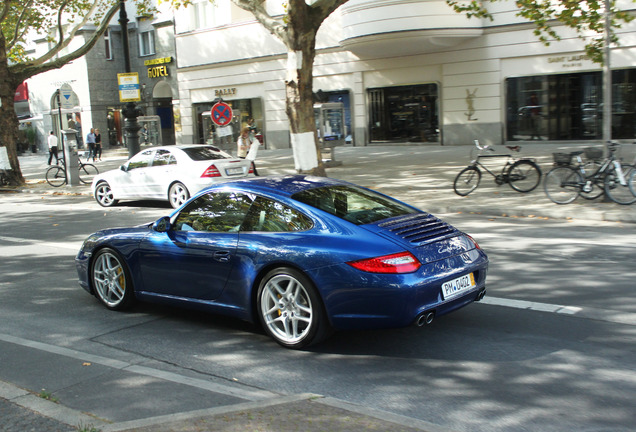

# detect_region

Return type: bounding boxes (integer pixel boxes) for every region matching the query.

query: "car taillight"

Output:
[201,164,221,178]
[248,162,255,174]
[347,251,421,274]
[465,234,481,249]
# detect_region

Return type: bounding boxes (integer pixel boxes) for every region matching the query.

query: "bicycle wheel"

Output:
[453,166,481,196]
[507,160,542,193]
[579,161,604,200]
[604,163,636,205]
[79,163,99,184]
[45,166,66,187]
[629,168,636,198]
[543,166,582,204]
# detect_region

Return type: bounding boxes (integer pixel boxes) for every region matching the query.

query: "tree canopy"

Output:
[0,0,152,185]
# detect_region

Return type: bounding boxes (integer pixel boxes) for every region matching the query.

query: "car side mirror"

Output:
[120,164,127,172]
[153,216,172,233]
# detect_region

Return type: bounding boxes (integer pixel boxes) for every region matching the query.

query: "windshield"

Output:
[181,146,232,161]
[292,185,418,225]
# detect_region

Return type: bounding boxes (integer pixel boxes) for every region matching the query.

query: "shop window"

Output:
[367,84,439,143]
[506,69,636,141]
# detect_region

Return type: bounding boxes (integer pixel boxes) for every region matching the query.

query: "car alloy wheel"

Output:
[257,267,329,349]
[91,248,134,310]
[95,181,118,207]
[169,182,190,208]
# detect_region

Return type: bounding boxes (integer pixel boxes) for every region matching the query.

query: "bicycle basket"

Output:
[584,147,603,160]
[552,152,572,166]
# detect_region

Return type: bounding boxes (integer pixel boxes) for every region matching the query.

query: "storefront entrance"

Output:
[368,84,439,143]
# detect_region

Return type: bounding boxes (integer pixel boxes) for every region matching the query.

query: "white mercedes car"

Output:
[92,145,254,208]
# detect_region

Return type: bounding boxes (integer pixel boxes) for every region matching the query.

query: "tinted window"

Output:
[153,149,176,166]
[181,146,232,161]
[127,150,153,170]
[241,197,313,232]
[292,185,416,225]
[174,192,253,232]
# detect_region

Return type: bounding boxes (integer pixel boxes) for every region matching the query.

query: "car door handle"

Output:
[213,251,231,262]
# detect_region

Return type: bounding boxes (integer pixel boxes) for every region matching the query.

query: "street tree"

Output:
[169,0,633,176]
[0,0,152,186]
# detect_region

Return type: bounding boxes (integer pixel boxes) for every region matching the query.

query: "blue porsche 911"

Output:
[76,175,488,348]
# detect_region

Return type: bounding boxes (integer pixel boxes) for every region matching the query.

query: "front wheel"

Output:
[453,167,481,196]
[90,248,134,311]
[94,181,118,207]
[507,160,542,192]
[257,267,331,349]
[604,163,636,205]
[79,163,99,184]
[168,182,190,208]
[543,166,582,204]
[45,166,66,187]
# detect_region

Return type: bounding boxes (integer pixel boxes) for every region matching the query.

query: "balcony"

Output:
[339,0,484,57]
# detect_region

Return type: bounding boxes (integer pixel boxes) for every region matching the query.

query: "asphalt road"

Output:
[1,187,635,431]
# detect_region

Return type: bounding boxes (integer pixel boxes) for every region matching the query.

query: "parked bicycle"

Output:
[453,140,542,196]
[45,157,99,187]
[543,142,636,205]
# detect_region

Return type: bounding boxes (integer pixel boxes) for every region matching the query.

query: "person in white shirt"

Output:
[47,131,59,165]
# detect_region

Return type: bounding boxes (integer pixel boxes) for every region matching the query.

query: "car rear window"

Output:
[292,185,417,225]
[181,146,231,161]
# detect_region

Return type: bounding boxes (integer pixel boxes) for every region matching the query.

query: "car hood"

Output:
[360,213,475,264]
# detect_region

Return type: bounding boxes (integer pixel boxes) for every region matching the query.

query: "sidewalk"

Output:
[8,141,635,224]
[1,142,635,432]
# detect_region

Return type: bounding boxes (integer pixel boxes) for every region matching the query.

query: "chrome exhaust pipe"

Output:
[476,289,486,301]
[415,311,435,327]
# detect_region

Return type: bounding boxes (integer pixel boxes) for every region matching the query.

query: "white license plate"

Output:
[226,167,244,176]
[441,273,476,300]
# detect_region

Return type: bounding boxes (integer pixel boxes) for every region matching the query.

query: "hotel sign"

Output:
[145,56,173,78]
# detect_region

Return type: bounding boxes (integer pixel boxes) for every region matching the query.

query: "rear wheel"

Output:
[543,166,582,204]
[507,160,542,192]
[453,167,481,196]
[257,267,331,349]
[169,182,190,208]
[79,163,99,184]
[45,166,66,187]
[90,248,134,311]
[604,163,636,205]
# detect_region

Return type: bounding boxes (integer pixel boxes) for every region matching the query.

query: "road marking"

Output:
[480,297,636,326]
[0,235,81,252]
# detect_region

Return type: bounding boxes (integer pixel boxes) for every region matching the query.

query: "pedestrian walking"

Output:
[94,128,102,161]
[86,128,96,161]
[47,131,59,165]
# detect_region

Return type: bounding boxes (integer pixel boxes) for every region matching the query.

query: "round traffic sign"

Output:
[211,102,233,126]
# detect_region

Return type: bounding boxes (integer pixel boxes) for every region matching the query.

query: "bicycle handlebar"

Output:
[474,140,494,152]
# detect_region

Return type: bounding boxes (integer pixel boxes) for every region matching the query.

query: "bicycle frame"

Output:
[469,154,515,182]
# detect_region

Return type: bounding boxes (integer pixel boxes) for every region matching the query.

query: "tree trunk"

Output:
[285,1,326,177]
[0,33,25,186]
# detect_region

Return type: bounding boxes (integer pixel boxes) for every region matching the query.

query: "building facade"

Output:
[173,0,636,149]
[22,2,178,153]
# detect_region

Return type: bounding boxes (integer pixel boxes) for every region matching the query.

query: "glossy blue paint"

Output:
[76,175,488,333]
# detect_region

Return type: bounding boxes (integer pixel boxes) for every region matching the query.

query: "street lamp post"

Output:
[119,0,142,158]
[602,0,612,145]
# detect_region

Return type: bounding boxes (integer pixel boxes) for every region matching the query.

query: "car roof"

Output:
[202,175,350,199]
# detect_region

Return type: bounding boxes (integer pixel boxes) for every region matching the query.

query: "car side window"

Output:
[127,150,154,170]
[241,196,313,232]
[173,192,254,232]
[153,150,176,166]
